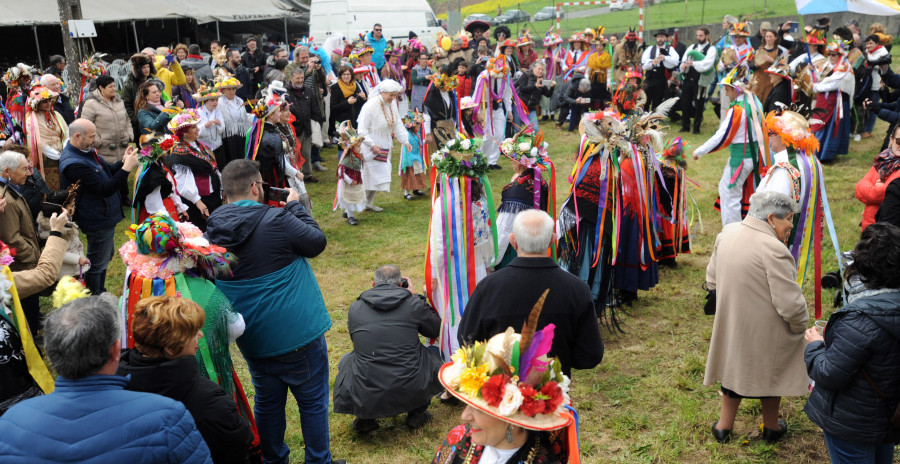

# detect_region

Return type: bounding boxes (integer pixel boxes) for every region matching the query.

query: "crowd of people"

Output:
[0,11,899,464]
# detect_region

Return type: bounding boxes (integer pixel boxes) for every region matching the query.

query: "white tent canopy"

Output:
[1,0,305,26]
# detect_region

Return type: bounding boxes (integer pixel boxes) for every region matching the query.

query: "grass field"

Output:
[436,0,800,39]
[67,95,890,463]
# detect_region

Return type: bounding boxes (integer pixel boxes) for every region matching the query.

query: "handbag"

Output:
[702,282,716,316]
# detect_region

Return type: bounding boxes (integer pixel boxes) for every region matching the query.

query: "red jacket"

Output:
[856,167,900,231]
[456,75,473,101]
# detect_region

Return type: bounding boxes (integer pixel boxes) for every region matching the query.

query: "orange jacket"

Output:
[856,167,900,231]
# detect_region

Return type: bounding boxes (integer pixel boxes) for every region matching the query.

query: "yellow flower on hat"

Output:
[459,363,490,397]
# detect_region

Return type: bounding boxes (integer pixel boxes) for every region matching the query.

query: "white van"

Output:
[309,0,446,49]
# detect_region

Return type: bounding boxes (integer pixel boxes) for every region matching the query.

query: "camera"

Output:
[266,186,290,203]
[400,278,409,288]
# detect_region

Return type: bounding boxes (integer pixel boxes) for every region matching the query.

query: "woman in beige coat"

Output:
[704,191,809,444]
[80,75,133,163]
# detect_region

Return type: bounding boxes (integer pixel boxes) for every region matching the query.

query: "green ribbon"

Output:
[174,273,219,385]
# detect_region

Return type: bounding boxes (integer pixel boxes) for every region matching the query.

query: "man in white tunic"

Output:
[356,80,412,211]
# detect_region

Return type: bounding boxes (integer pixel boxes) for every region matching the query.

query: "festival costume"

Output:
[431,305,581,463]
[640,37,679,112]
[758,108,841,319]
[357,80,409,210]
[613,68,647,116]
[495,129,556,269]
[332,121,367,220]
[381,47,410,117]
[118,214,261,462]
[541,35,568,117]
[680,40,717,132]
[655,138,693,263]
[612,30,642,86]
[0,99,24,146]
[2,64,35,129]
[695,65,769,226]
[716,23,754,120]
[585,32,613,110]
[214,76,251,169]
[810,41,855,162]
[426,135,499,360]
[194,86,225,155]
[423,73,460,155]
[25,86,68,189]
[166,110,222,231]
[0,242,55,414]
[472,56,529,166]
[400,111,428,192]
[350,42,381,94]
[132,133,186,225]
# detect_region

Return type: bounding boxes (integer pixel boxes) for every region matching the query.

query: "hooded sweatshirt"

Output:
[205,200,330,358]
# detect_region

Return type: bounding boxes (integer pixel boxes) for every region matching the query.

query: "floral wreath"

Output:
[431,135,491,178]
[500,129,550,167]
[79,53,107,78]
[138,133,178,163]
[438,290,573,431]
[2,64,34,87]
[119,213,237,281]
[764,108,820,154]
[402,111,424,130]
[430,73,459,92]
[487,55,509,78]
[27,86,58,110]
[826,39,851,56]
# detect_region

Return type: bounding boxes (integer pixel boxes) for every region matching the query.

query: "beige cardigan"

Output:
[703,217,811,397]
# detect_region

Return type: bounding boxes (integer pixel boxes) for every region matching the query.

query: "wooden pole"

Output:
[56,0,82,91]
[33,26,44,70]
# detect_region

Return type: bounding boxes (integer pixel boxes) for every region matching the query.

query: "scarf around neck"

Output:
[874,147,900,178]
[338,79,356,98]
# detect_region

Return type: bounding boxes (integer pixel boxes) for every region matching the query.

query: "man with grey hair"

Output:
[333,264,442,433]
[0,150,45,336]
[459,209,604,375]
[39,74,75,124]
[0,296,212,463]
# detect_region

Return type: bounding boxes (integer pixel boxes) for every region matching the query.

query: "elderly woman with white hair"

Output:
[356,79,412,211]
[703,191,809,445]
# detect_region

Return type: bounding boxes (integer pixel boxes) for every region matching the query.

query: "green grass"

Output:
[437,0,800,39]
[37,98,888,462]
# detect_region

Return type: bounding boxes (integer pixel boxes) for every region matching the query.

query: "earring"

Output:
[506,424,514,443]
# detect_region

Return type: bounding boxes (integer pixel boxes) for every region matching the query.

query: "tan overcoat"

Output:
[703,217,810,397]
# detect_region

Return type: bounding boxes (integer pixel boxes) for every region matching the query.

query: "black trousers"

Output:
[644,79,666,112]
[681,78,706,131]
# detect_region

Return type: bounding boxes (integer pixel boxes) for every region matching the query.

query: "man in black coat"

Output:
[458,209,604,376]
[241,37,268,93]
[223,49,252,101]
[333,265,443,433]
[285,67,322,182]
[515,62,555,122]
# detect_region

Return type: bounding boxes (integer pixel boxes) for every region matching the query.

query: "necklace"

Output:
[379,98,395,129]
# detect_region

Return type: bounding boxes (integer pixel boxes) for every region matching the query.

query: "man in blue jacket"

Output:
[206,159,343,464]
[366,24,388,71]
[0,295,212,463]
[59,119,138,294]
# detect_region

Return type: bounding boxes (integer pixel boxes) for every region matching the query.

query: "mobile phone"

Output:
[267,186,290,203]
[41,202,64,217]
[789,21,799,33]
[541,79,554,87]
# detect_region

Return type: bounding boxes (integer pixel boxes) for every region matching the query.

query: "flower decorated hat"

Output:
[431,134,491,179]
[79,53,107,78]
[730,21,752,37]
[439,290,573,431]
[431,72,459,92]
[486,55,509,78]
[27,86,59,111]
[402,110,424,130]
[214,73,243,90]
[2,64,36,87]
[764,106,821,154]
[167,108,202,133]
[624,66,643,81]
[192,85,223,103]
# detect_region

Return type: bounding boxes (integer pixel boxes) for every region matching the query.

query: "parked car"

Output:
[464,13,497,27]
[609,0,636,11]
[534,6,564,21]
[496,9,530,24]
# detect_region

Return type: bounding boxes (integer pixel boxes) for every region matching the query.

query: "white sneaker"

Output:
[366,204,383,212]
[854,134,862,142]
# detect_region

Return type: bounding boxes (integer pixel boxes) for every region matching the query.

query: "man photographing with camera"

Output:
[205,159,345,464]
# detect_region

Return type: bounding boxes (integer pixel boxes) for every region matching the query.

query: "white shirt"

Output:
[479,446,522,464]
[683,41,717,74]
[357,95,409,190]
[757,149,794,196]
[641,44,679,71]
[694,94,762,157]
[197,105,225,151]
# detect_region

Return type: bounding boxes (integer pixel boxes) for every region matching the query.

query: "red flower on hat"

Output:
[540,381,564,414]
[519,385,545,417]
[159,137,176,151]
[481,374,507,407]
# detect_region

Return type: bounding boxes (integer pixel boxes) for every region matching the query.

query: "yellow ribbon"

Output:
[2,266,54,393]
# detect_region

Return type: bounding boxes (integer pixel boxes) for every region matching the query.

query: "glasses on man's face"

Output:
[374,28,382,32]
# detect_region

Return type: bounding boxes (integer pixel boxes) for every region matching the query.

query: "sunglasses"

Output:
[374,28,382,32]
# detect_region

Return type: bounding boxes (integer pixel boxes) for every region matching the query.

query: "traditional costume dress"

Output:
[558,111,624,326]
[655,138,692,266]
[423,73,460,156]
[0,99,24,146]
[357,80,409,211]
[132,133,186,224]
[400,111,428,197]
[586,33,614,110]
[214,76,251,169]
[810,40,855,162]
[25,86,68,190]
[165,110,222,231]
[613,67,647,116]
[0,241,55,414]
[694,64,769,226]
[118,214,262,463]
[426,135,498,360]
[612,29,642,86]
[350,42,381,95]
[381,46,410,117]
[758,108,841,319]
[541,34,569,117]
[431,316,580,463]
[194,86,225,163]
[516,34,539,70]
[472,55,529,166]
[495,130,555,270]
[333,121,366,225]
[2,64,34,129]
[715,23,754,120]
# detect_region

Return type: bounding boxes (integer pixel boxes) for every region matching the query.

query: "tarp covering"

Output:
[795,0,900,15]
[1,0,305,26]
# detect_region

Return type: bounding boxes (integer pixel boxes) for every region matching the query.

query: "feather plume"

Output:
[490,352,515,377]
[650,97,680,119]
[521,324,556,384]
[519,289,550,356]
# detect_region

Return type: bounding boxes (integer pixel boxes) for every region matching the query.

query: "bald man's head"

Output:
[511,209,555,255]
[69,119,98,151]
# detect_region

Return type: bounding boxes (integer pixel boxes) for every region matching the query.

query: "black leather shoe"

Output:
[412,190,425,196]
[347,217,359,226]
[679,127,689,133]
[762,419,787,443]
[352,418,379,433]
[692,128,701,135]
[342,212,348,218]
[406,410,432,429]
[404,193,414,200]
[711,421,732,443]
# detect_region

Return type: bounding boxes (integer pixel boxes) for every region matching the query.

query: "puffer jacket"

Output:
[138,105,171,135]
[805,289,900,445]
[0,375,212,463]
[80,89,134,163]
[855,165,900,231]
[515,70,554,111]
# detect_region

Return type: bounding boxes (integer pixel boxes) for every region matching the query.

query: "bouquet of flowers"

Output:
[138,133,177,163]
[431,135,491,178]
[500,129,549,167]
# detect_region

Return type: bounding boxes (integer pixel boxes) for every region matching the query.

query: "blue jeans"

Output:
[245,335,332,464]
[824,432,895,464]
[528,111,539,131]
[84,227,117,295]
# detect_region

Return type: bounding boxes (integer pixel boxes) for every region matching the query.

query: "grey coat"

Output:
[333,284,443,419]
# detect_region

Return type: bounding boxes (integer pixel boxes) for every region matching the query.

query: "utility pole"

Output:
[56,0,83,91]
